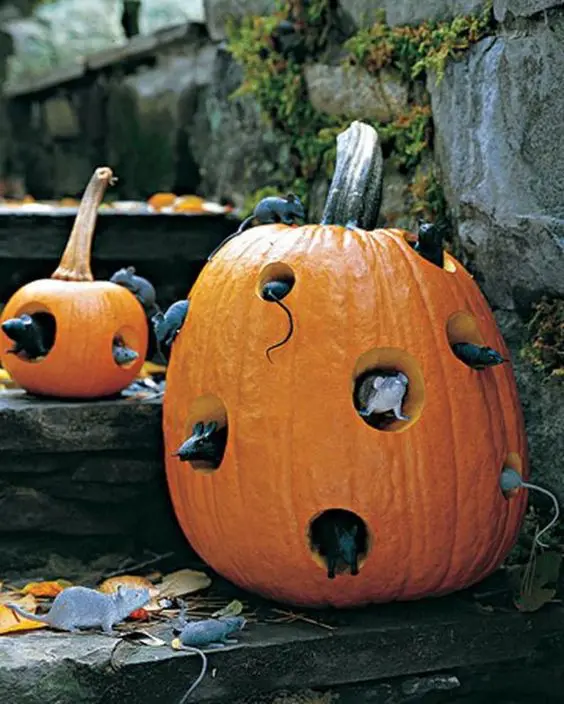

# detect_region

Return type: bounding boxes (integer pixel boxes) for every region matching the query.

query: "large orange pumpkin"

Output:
[163,122,528,608]
[0,167,148,398]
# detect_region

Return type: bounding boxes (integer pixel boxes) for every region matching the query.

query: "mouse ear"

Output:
[125,265,136,275]
[285,193,297,202]
[192,422,205,436]
[371,376,386,390]
[116,585,126,597]
[204,421,218,437]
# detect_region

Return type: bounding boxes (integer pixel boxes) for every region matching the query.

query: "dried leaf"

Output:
[120,630,166,647]
[511,551,562,613]
[212,599,244,618]
[158,568,211,599]
[138,362,167,378]
[21,580,72,598]
[98,575,157,596]
[0,595,46,634]
[128,608,150,621]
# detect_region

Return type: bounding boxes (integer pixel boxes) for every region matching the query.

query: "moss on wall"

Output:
[226,1,495,220]
[521,297,564,377]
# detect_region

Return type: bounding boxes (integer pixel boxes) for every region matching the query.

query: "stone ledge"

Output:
[0,210,236,262]
[0,596,563,703]
[0,390,162,453]
[4,22,205,98]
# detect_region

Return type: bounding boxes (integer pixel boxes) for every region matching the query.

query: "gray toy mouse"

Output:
[207,193,305,261]
[7,585,150,635]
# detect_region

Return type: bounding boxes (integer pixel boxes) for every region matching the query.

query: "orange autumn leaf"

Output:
[21,580,72,598]
[0,595,46,635]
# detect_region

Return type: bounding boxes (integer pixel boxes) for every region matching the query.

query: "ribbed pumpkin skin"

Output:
[163,225,528,608]
[0,279,148,398]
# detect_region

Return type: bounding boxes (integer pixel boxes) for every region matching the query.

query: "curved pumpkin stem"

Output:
[320,121,383,231]
[51,167,117,282]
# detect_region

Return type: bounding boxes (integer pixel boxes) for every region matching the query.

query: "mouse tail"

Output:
[265,297,294,364]
[207,215,254,261]
[175,646,208,704]
[7,603,49,624]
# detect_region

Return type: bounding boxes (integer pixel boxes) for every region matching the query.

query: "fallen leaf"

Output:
[0,595,46,634]
[120,630,166,647]
[138,362,167,378]
[98,575,158,596]
[212,599,244,618]
[510,551,562,613]
[21,580,72,598]
[128,608,150,621]
[158,568,211,599]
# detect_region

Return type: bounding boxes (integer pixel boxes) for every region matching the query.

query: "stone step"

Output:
[0,591,563,704]
[0,208,238,314]
[0,390,191,580]
[0,209,234,262]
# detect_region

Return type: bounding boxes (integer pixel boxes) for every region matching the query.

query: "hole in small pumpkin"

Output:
[352,347,424,432]
[113,325,142,370]
[308,509,369,579]
[173,393,228,473]
[1,308,56,363]
[500,452,523,499]
[256,262,295,301]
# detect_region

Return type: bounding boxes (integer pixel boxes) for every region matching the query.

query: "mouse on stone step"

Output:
[207,193,305,261]
[316,517,360,579]
[172,421,227,468]
[172,616,247,703]
[451,342,508,370]
[356,371,410,422]
[1,314,48,360]
[7,584,150,635]
[112,335,139,366]
[109,265,161,318]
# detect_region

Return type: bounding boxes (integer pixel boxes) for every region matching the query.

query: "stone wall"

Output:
[0,0,563,501]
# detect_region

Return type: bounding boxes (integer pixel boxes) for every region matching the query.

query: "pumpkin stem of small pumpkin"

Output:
[320,121,384,231]
[51,167,117,282]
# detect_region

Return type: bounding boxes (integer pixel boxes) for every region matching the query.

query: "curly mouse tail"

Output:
[265,297,294,364]
[7,603,49,624]
[174,645,208,704]
[207,215,255,261]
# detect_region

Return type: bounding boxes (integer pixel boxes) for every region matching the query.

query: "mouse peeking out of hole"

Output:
[354,369,410,426]
[173,421,227,470]
[310,509,368,579]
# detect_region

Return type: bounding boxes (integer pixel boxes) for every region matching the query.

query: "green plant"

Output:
[344,1,495,84]
[226,1,495,222]
[521,297,564,376]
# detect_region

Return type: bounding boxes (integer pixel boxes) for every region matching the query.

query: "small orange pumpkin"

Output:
[163,123,528,608]
[0,167,148,398]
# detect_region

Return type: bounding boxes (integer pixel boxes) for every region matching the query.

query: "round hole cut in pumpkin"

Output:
[0,168,148,398]
[172,393,228,473]
[163,121,528,608]
[309,509,369,578]
[353,347,424,432]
